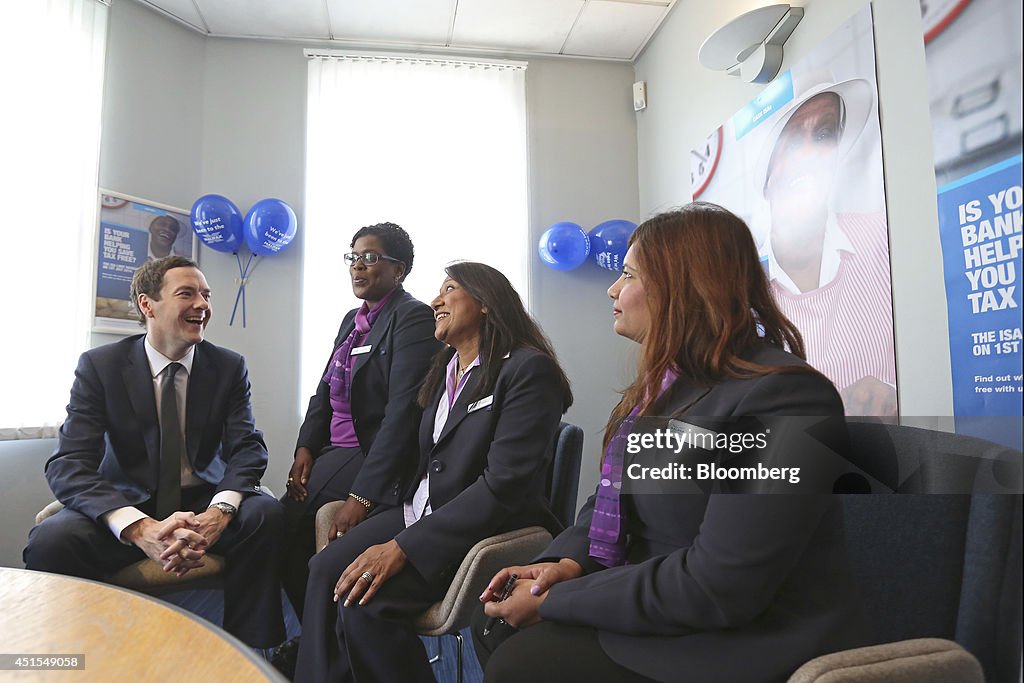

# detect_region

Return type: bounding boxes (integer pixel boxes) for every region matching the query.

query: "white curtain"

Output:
[301,54,530,407]
[0,0,108,437]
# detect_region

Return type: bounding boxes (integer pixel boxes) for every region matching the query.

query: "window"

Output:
[301,52,530,405]
[0,0,108,438]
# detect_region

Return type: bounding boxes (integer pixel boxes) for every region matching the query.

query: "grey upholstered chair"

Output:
[787,422,1022,682]
[313,421,586,683]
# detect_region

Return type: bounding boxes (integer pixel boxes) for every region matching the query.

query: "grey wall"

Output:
[0,0,639,565]
[634,0,953,418]
[524,58,639,499]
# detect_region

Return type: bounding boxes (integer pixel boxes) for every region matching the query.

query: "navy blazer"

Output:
[45,336,268,523]
[538,344,868,683]
[395,347,565,586]
[295,288,440,506]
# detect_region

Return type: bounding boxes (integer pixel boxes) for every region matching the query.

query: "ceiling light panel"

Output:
[195,0,330,38]
[452,0,585,53]
[327,0,455,44]
[562,0,667,59]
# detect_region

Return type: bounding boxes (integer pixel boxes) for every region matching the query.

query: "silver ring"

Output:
[360,571,373,584]
[336,531,344,539]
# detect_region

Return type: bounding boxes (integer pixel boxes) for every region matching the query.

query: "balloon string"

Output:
[230,252,255,327]
[241,253,254,327]
[230,252,245,327]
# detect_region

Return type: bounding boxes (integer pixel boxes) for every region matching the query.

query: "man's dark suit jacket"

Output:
[538,344,869,683]
[395,347,565,586]
[295,287,440,506]
[45,335,267,523]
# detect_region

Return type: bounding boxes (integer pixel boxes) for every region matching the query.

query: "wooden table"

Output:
[0,567,285,682]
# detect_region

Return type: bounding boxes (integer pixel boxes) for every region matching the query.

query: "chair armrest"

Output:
[788,638,984,683]
[315,500,346,550]
[35,500,65,525]
[414,526,554,636]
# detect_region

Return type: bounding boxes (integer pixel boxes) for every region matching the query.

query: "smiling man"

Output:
[24,256,286,650]
[147,214,182,260]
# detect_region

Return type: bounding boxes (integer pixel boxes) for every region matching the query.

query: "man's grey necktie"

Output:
[156,362,184,519]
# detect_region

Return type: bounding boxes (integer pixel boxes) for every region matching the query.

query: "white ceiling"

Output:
[132,0,677,61]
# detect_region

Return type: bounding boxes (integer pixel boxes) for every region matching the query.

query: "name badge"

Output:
[350,345,372,356]
[467,395,494,413]
[667,419,719,450]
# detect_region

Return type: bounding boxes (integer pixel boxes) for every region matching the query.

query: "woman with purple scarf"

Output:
[279,222,440,621]
[474,203,868,683]
[293,261,572,683]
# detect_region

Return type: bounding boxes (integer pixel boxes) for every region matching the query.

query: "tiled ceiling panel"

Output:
[327,0,456,44]
[195,0,330,39]
[563,1,667,59]
[142,0,207,32]
[136,0,676,61]
[451,0,585,53]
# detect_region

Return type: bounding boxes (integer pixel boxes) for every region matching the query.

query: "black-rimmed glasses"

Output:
[343,252,403,267]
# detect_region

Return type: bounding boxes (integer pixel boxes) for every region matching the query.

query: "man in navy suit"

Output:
[24,256,285,648]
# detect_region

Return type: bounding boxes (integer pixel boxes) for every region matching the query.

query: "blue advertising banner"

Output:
[96,222,148,299]
[921,0,1022,448]
[937,155,1023,447]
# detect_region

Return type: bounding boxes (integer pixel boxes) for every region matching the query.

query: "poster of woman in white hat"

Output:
[691,5,897,418]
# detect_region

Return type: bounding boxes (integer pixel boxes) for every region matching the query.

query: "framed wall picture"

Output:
[93,189,197,334]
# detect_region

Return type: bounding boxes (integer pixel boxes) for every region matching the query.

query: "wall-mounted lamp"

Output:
[698,4,804,84]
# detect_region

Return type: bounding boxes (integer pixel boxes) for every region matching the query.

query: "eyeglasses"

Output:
[343,252,403,267]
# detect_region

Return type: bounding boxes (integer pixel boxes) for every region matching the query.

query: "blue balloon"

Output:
[191,194,244,253]
[538,222,590,271]
[589,219,636,272]
[244,198,297,256]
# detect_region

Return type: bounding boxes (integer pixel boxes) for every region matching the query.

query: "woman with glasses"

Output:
[279,222,440,626]
[473,203,868,683]
[294,261,572,683]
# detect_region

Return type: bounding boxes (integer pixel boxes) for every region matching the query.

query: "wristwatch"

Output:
[208,502,238,517]
[348,493,373,512]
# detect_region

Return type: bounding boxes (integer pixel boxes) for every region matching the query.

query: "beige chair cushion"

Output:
[414,526,553,636]
[34,500,225,595]
[108,553,227,594]
[315,504,554,636]
[788,638,984,683]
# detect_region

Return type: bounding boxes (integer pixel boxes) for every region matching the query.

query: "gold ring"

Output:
[360,571,373,584]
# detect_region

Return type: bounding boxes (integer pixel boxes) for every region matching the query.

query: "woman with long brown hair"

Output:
[474,202,867,682]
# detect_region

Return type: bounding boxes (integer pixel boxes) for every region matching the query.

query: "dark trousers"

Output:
[294,506,447,683]
[281,445,364,618]
[24,488,286,648]
[471,608,657,683]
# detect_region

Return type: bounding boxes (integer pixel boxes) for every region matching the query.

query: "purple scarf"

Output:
[323,289,395,400]
[588,369,678,567]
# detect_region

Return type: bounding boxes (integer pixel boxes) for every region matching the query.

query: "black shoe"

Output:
[270,636,300,681]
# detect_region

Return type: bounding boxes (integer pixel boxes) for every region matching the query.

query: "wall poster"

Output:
[690,5,897,418]
[93,190,197,334]
[921,0,1022,449]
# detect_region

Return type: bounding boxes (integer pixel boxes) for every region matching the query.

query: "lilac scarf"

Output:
[323,289,395,400]
[588,370,678,567]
